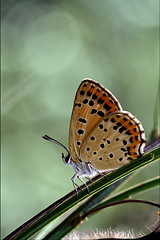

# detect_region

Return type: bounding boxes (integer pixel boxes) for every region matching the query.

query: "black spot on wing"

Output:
[91,109,97,114]
[123,117,128,121]
[119,126,127,133]
[97,111,105,117]
[99,124,103,129]
[83,99,88,104]
[135,135,138,141]
[121,148,126,152]
[104,118,108,122]
[87,91,92,96]
[103,103,111,111]
[123,140,127,145]
[89,100,94,106]
[110,118,116,123]
[78,129,84,135]
[100,143,105,148]
[90,136,95,140]
[92,94,98,100]
[125,130,132,135]
[116,122,122,127]
[78,118,87,124]
[80,90,85,95]
[129,137,133,143]
[98,98,104,104]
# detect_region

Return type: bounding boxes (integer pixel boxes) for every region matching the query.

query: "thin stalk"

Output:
[85,199,160,217]
[4,147,159,240]
[84,177,160,217]
[43,177,160,240]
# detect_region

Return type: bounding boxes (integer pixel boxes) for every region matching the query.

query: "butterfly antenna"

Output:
[42,135,70,154]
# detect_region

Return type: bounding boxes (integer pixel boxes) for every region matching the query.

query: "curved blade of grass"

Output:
[4,147,159,240]
[42,177,160,240]
[85,177,160,216]
[37,177,128,240]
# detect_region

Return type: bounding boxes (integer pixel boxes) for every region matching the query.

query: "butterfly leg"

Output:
[87,163,108,180]
[85,177,94,183]
[77,176,90,194]
[71,173,82,195]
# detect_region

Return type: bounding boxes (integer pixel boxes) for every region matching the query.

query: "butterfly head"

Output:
[62,152,71,166]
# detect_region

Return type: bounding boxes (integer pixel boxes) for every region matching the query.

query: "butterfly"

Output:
[43,79,146,194]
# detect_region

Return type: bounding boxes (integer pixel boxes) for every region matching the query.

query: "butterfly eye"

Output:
[62,153,71,165]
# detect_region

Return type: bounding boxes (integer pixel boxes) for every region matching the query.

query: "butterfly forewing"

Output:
[69,79,122,162]
[80,111,146,170]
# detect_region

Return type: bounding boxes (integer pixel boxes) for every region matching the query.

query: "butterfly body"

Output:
[62,153,95,177]
[43,78,146,193]
[62,152,98,192]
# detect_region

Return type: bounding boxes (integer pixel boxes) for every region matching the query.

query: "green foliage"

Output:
[2,0,159,238]
[4,147,160,239]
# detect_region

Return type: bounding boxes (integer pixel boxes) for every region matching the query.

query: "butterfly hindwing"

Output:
[69,78,122,162]
[80,111,146,170]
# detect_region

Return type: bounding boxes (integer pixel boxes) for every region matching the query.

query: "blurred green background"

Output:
[2,0,159,238]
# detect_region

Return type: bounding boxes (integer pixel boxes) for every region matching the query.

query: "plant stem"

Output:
[4,147,159,240]
[43,177,160,240]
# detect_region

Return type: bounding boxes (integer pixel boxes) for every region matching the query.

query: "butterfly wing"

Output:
[69,78,122,162]
[80,111,146,170]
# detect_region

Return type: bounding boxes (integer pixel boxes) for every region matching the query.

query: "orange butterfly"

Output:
[43,79,146,193]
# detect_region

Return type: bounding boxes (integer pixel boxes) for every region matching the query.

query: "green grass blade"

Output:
[4,147,159,240]
[43,177,159,240]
